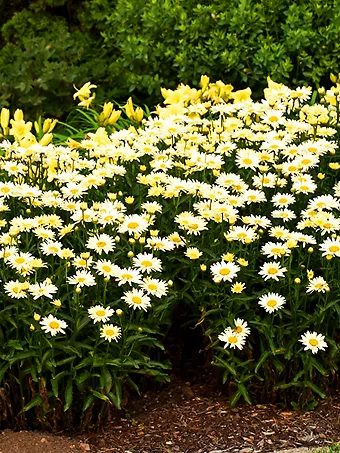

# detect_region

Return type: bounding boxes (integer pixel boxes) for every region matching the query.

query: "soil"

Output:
[1,369,340,453]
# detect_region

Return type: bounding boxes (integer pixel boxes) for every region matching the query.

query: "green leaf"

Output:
[125,376,140,395]
[74,357,92,370]
[255,351,270,374]
[238,383,252,404]
[102,368,112,393]
[64,377,73,412]
[229,389,242,408]
[114,377,122,409]
[74,316,90,335]
[309,357,327,376]
[91,389,110,402]
[0,364,9,383]
[7,340,24,350]
[51,371,71,398]
[9,351,38,365]
[304,381,326,399]
[23,396,43,412]
[82,394,94,412]
[214,356,237,377]
[76,371,91,385]
[56,355,77,367]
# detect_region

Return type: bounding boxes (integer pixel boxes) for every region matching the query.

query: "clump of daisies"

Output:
[218,319,251,350]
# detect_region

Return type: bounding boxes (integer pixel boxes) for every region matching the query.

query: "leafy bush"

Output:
[2,0,340,117]
[1,75,340,429]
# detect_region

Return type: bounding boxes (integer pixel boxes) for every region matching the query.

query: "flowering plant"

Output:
[1,74,340,428]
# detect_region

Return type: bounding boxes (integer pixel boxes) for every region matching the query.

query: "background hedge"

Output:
[1,0,340,117]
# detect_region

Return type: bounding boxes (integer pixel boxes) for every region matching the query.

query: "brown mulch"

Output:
[2,369,340,453]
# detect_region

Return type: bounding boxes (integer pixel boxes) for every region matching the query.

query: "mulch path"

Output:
[2,369,340,453]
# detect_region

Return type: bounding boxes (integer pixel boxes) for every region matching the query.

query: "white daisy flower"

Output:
[88,305,114,324]
[259,262,287,281]
[140,277,168,298]
[319,237,340,257]
[132,253,163,274]
[29,280,58,300]
[122,289,151,311]
[299,331,328,354]
[40,314,68,337]
[86,233,115,255]
[233,318,251,337]
[258,292,286,313]
[210,261,240,283]
[100,324,121,342]
[218,327,246,350]
[306,277,330,293]
[67,270,96,287]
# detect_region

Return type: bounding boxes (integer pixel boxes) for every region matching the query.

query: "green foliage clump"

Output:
[79,0,340,101]
[2,0,340,117]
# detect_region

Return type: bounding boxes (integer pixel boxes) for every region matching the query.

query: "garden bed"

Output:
[2,368,340,452]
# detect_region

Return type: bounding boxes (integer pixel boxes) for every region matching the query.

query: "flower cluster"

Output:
[0,75,339,412]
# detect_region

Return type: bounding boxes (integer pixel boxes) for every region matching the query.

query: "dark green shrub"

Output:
[1,0,340,117]
[82,0,340,100]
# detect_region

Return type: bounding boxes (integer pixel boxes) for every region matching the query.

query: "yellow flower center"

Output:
[15,257,25,264]
[271,248,281,254]
[267,299,277,307]
[49,246,59,253]
[329,245,339,253]
[219,268,230,276]
[132,296,142,304]
[141,260,152,267]
[309,339,318,347]
[102,265,111,272]
[121,273,133,280]
[96,310,106,317]
[128,222,139,229]
[268,267,278,275]
[269,115,279,122]
[148,284,157,291]
[190,223,199,230]
[77,277,86,283]
[243,158,252,165]
[105,329,114,336]
[234,326,243,334]
[228,336,238,344]
[49,321,60,329]
[97,241,106,248]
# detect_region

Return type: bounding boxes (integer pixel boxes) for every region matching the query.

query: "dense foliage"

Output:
[1,0,340,117]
